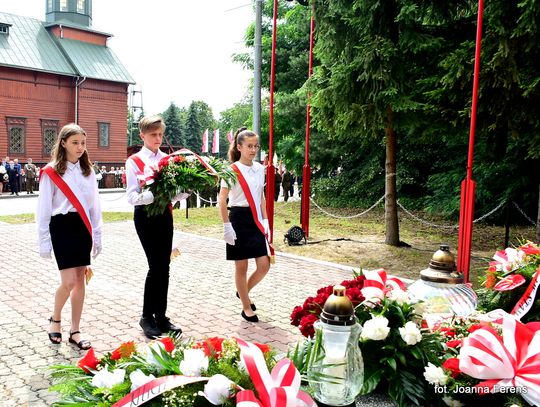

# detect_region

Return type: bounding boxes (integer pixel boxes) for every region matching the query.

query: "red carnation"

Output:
[442,357,461,378]
[254,342,271,354]
[467,322,494,334]
[159,337,175,353]
[290,306,307,327]
[110,341,136,361]
[438,327,456,337]
[299,314,318,338]
[520,242,540,255]
[194,337,224,358]
[78,347,99,373]
[445,339,462,349]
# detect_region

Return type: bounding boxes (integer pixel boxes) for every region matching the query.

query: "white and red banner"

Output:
[212,129,220,154]
[227,129,234,143]
[201,129,209,153]
[511,267,540,319]
[361,268,406,301]
[235,338,316,407]
[112,375,209,407]
[459,312,540,406]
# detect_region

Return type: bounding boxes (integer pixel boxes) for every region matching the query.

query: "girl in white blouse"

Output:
[36,124,102,350]
[218,128,271,323]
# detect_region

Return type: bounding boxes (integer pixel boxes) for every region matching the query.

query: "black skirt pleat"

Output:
[226,207,267,260]
[50,212,92,270]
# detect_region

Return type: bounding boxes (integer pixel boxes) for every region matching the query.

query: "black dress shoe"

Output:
[241,311,259,323]
[155,317,182,335]
[139,316,161,339]
[236,291,256,311]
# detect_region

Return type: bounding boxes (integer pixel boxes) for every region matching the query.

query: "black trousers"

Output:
[134,206,173,318]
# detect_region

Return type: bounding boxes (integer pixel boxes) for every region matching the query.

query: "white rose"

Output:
[398,321,423,345]
[180,348,209,376]
[361,315,390,341]
[443,396,464,407]
[129,369,156,392]
[199,374,234,405]
[423,362,448,386]
[91,366,125,388]
[387,288,409,305]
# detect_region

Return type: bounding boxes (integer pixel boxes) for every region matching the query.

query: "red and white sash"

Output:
[231,163,275,263]
[41,166,92,238]
[41,165,94,281]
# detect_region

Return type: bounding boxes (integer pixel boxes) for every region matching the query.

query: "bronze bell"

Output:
[320,285,356,326]
[419,244,464,284]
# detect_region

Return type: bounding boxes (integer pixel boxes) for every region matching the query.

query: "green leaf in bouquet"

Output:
[359,367,383,395]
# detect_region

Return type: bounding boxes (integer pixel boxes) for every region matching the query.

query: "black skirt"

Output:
[226,207,268,260]
[50,212,92,270]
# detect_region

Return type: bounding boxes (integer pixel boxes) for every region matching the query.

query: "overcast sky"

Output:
[1,0,254,118]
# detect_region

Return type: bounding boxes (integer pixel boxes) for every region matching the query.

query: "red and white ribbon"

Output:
[167,148,218,175]
[459,312,540,406]
[236,338,316,407]
[361,268,406,300]
[112,375,209,407]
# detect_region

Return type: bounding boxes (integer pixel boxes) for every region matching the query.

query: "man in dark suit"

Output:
[6,160,20,195]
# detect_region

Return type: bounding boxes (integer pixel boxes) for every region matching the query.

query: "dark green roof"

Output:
[0,12,74,76]
[57,38,134,83]
[0,11,134,84]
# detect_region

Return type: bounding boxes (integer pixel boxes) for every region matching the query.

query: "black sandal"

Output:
[48,317,62,344]
[69,331,91,350]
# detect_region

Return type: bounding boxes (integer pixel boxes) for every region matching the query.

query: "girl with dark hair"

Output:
[37,123,102,349]
[218,128,271,323]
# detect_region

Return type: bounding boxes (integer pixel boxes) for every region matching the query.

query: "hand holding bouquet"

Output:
[141,150,236,217]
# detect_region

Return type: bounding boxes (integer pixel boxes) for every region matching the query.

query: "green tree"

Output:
[184,101,216,152]
[162,102,185,146]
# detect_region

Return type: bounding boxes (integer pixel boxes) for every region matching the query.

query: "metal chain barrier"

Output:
[196,193,217,205]
[396,201,458,229]
[512,201,538,226]
[309,195,385,219]
[397,199,506,229]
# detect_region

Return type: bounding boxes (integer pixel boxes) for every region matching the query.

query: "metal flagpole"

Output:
[265,0,279,243]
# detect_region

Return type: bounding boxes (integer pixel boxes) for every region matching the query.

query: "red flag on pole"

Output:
[201,129,209,153]
[211,129,219,154]
[227,129,234,143]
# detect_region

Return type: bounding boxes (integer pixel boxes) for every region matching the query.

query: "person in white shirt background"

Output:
[36,124,102,350]
[125,115,185,339]
[218,128,271,323]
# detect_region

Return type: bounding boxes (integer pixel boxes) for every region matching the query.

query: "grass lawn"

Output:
[2,201,536,285]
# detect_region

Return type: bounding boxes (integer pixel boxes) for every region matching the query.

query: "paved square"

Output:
[0,220,357,406]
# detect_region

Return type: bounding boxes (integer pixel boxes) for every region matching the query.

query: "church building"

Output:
[0,0,134,167]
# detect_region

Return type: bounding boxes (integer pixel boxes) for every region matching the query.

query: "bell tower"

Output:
[45,0,92,27]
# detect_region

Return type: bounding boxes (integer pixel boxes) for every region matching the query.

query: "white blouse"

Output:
[125,146,166,206]
[221,161,266,207]
[36,161,102,253]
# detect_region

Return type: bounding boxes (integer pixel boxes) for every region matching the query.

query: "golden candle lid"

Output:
[320,285,356,326]
[420,244,464,284]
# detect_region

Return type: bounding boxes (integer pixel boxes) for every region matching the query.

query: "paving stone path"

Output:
[0,221,363,406]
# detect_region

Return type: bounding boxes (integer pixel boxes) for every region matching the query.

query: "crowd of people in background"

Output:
[1,155,39,196]
[0,156,130,196]
[272,164,302,202]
